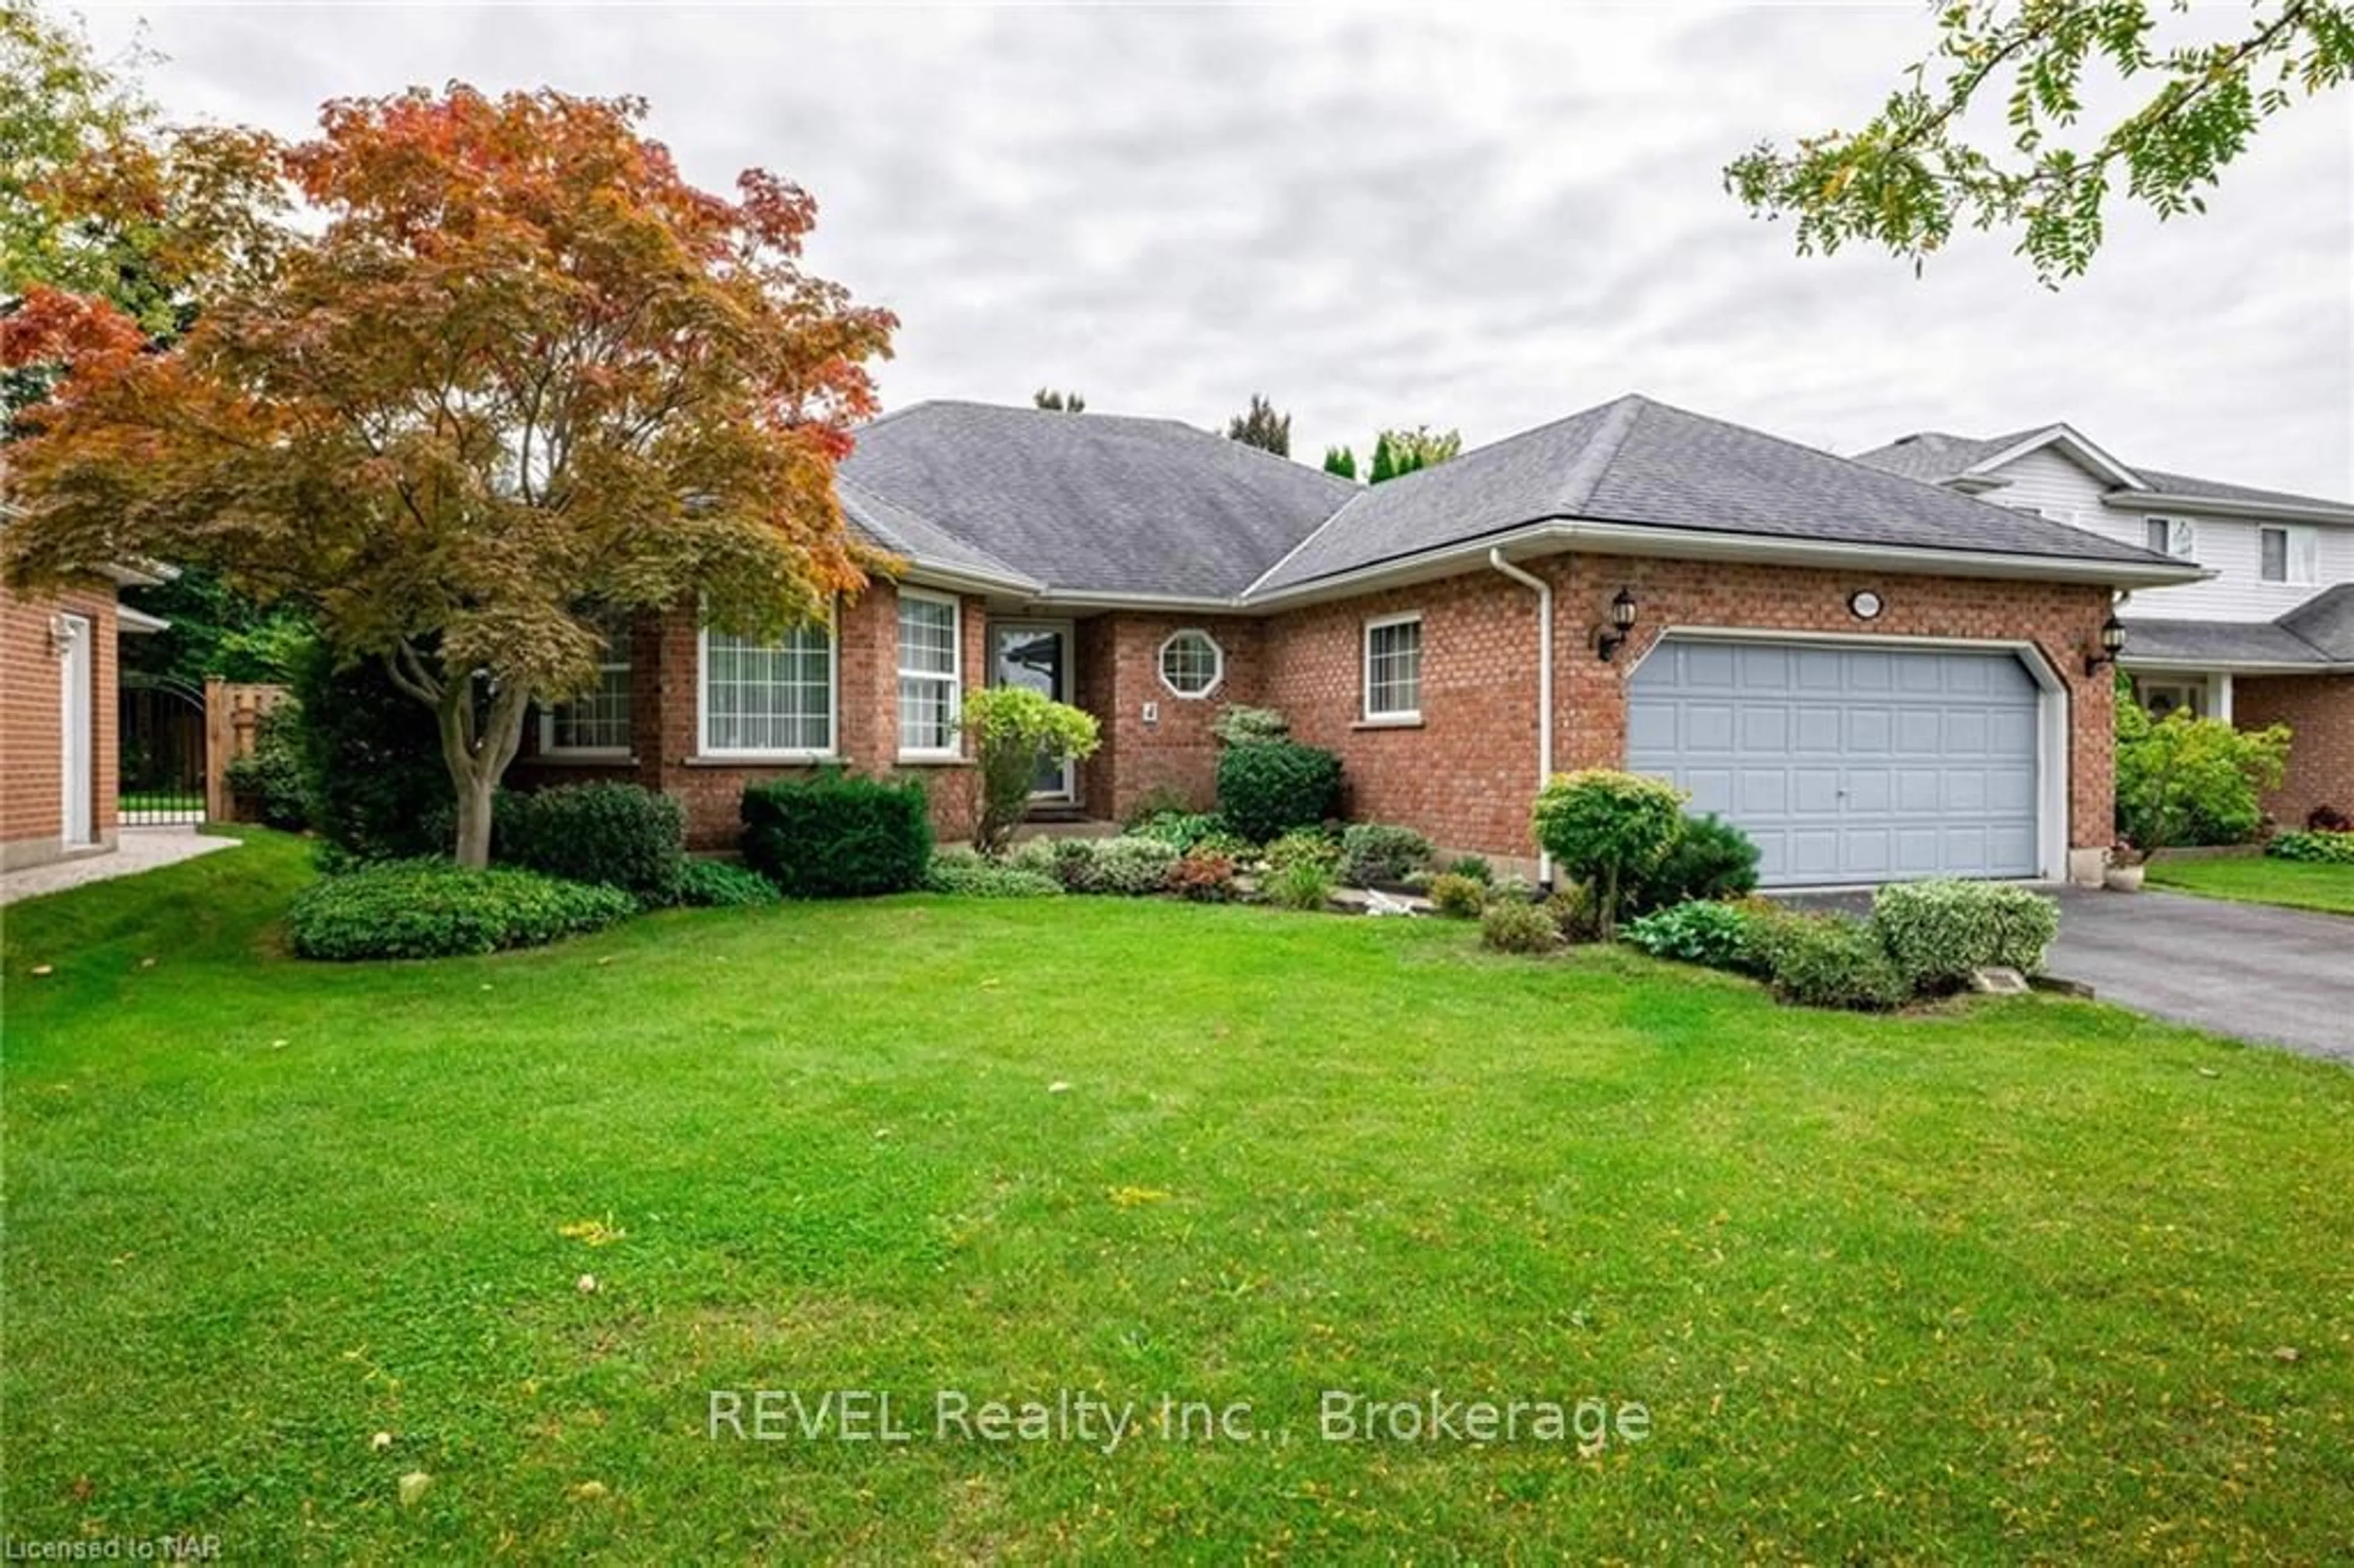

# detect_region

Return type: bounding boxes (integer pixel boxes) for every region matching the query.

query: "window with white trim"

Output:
[542,609,632,756]
[2144,517,2195,558]
[701,620,835,756]
[1157,628,1224,698]
[1363,614,1423,721]
[896,588,961,756]
[2259,524,2317,585]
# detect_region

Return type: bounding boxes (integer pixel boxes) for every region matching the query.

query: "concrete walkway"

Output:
[0,826,238,907]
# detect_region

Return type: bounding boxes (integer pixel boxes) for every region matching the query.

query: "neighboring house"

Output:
[1854,425,2354,829]
[0,503,169,870]
[510,394,2204,887]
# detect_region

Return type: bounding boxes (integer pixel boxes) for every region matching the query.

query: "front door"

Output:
[59,613,93,846]
[991,622,1075,801]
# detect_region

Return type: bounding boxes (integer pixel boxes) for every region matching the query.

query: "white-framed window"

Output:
[2144,517,2196,558]
[1156,628,1224,699]
[2259,524,2317,585]
[541,608,632,757]
[699,618,836,758]
[896,587,961,758]
[1363,612,1423,721]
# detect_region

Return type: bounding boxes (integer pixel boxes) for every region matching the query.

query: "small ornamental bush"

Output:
[1531,771,1689,938]
[1870,879,2061,990]
[1168,848,1240,902]
[1427,872,1488,919]
[1263,859,1336,911]
[1545,880,1603,945]
[1480,897,1560,955]
[289,859,635,961]
[676,858,782,907]
[1216,740,1343,843]
[1340,823,1434,888]
[925,849,1064,897]
[501,782,688,905]
[1086,836,1184,895]
[1262,829,1342,877]
[1622,900,1759,971]
[1626,813,1761,915]
[961,686,1102,855]
[1211,704,1290,747]
[2115,700,2290,849]
[1443,854,1493,885]
[2268,829,2354,864]
[1749,911,1910,1012]
[740,771,932,898]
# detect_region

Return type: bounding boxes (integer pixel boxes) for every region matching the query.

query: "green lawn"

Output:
[5,831,2351,1562]
[2147,853,2354,916]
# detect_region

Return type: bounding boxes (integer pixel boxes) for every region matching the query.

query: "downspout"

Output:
[1487,549,1555,886]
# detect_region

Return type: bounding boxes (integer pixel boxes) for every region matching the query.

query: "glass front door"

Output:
[992,623,1075,800]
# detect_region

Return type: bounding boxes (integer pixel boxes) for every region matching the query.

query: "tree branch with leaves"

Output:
[1724,0,2354,283]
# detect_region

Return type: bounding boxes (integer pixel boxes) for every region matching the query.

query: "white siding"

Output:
[1979,447,2354,622]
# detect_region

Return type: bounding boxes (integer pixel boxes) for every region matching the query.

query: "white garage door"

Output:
[1627,637,2044,887]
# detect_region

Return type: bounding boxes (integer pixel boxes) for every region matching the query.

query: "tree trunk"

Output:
[452,768,500,869]
[428,671,536,870]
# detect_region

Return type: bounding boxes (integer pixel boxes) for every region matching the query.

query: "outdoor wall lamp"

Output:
[2084,613,2127,677]
[1596,587,1638,663]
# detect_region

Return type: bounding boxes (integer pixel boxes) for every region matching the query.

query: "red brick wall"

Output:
[2,580,118,868]
[508,583,985,853]
[2234,673,2353,829]
[1070,612,1264,820]
[1262,555,2118,860]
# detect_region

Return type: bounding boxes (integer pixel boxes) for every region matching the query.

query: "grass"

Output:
[2147,853,2354,916]
[5,830,2352,1562]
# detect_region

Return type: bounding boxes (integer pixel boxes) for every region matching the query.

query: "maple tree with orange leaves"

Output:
[4,83,895,865]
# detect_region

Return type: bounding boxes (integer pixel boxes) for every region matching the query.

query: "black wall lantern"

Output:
[2084,613,2127,676]
[1597,587,1638,663]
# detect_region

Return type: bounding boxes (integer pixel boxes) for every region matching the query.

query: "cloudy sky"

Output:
[79,2,2354,498]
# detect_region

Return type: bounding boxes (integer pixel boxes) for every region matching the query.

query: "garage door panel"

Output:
[1628,637,2042,886]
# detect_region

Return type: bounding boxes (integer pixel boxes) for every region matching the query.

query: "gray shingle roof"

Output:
[839,401,1357,598]
[1853,429,2352,512]
[2120,617,2337,666]
[1251,395,2170,594]
[839,477,1037,590]
[2278,583,2354,661]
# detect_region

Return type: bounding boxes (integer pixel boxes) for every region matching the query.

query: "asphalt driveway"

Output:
[1780,885,2352,1064]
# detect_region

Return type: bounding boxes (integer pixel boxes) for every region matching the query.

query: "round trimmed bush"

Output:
[289,860,636,961]
[1428,872,1487,919]
[1340,823,1433,888]
[1531,771,1689,938]
[1480,898,1560,954]
[501,782,687,905]
[1870,879,2060,990]
[1216,740,1343,844]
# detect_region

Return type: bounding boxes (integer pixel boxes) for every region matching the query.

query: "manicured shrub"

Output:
[1211,703,1290,746]
[2115,700,2290,849]
[1480,897,1559,955]
[676,858,782,907]
[2268,829,2354,864]
[1340,823,1434,888]
[1545,881,1603,944]
[1622,900,1759,971]
[1748,910,1910,1011]
[1216,740,1343,843]
[1444,854,1493,885]
[1168,848,1240,902]
[1263,859,1336,911]
[500,782,687,905]
[291,640,454,862]
[1869,879,2061,990]
[925,848,1065,897]
[1427,872,1487,919]
[224,704,311,831]
[1531,770,1689,938]
[289,859,635,961]
[1625,813,1761,915]
[1085,836,1183,895]
[1262,829,1342,876]
[739,771,932,898]
[961,686,1102,855]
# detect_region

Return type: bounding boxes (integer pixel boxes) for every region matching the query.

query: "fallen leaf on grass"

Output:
[370,1432,394,1452]
[576,1273,600,1294]
[398,1472,432,1507]
[568,1481,609,1502]
[558,1218,626,1247]
[1110,1186,1173,1208]
[29,964,52,977]
[2273,1345,2301,1363]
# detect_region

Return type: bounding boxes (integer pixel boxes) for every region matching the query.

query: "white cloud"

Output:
[80,1,2354,496]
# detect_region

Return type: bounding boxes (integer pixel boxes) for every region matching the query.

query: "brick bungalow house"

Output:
[0,501,169,870]
[512,393,2219,887]
[1854,423,2354,830]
